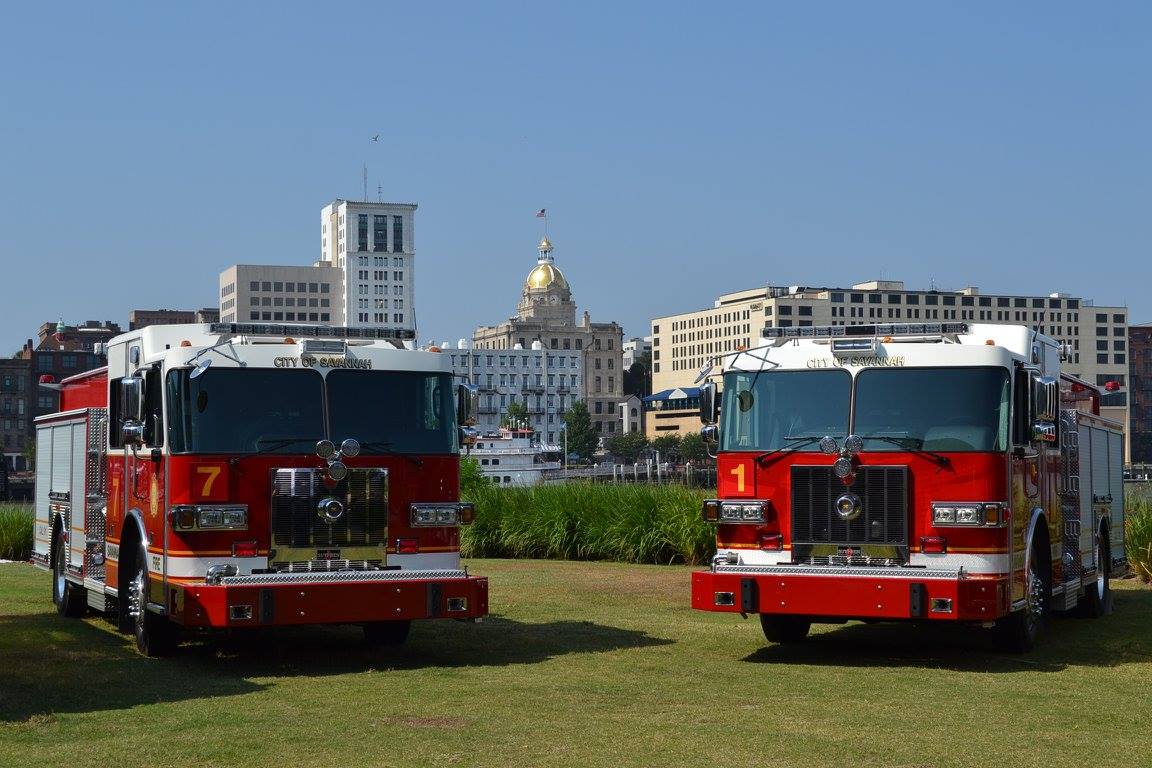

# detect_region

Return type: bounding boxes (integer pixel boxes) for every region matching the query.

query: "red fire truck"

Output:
[691,323,1127,652]
[33,322,488,655]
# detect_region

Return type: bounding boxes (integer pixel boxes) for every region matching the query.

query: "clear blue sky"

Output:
[2,2,1149,355]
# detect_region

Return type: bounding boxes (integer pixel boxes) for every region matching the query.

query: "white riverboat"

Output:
[469,428,562,486]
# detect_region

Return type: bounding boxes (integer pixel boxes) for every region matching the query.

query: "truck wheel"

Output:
[363,620,411,646]
[52,525,86,618]
[127,540,178,656]
[760,614,811,644]
[996,540,1050,653]
[1078,524,1112,618]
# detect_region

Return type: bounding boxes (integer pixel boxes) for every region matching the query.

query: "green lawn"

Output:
[1,560,1149,768]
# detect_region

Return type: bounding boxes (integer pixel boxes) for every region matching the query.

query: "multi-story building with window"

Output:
[218,265,344,325]
[0,358,32,471]
[129,308,219,330]
[649,279,1129,443]
[1130,323,1152,465]
[471,236,624,438]
[443,339,584,446]
[219,199,417,332]
[321,199,416,331]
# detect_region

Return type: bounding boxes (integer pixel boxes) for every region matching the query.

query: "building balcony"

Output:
[477,406,499,415]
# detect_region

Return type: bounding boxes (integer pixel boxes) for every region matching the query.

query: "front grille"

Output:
[791,465,908,553]
[278,559,385,573]
[269,468,389,561]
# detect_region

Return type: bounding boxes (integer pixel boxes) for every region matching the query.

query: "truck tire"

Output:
[1078,524,1112,618]
[126,540,178,656]
[363,620,411,646]
[52,525,86,618]
[760,614,811,644]
[996,539,1050,653]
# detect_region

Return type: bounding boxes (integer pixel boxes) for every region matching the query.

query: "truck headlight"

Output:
[718,500,770,524]
[932,502,1004,527]
[410,503,471,527]
[171,505,248,531]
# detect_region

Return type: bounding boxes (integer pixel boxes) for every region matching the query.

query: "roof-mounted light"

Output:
[761,322,968,340]
[208,323,416,341]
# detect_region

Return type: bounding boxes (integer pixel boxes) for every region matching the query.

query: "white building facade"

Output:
[444,340,584,446]
[219,265,345,324]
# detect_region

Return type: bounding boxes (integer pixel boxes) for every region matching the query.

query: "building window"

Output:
[373,215,387,251]
[392,216,403,253]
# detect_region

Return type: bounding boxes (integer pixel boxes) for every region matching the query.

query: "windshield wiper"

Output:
[754,435,825,465]
[858,434,951,468]
[233,437,318,464]
[358,440,424,467]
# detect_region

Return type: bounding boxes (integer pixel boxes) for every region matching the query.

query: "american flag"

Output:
[535,208,546,218]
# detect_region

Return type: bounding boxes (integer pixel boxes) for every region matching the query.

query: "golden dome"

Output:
[526,262,568,290]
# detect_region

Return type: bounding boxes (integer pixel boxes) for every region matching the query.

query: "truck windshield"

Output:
[721,370,851,452]
[166,368,459,455]
[853,367,1011,452]
[167,368,325,454]
[327,370,457,454]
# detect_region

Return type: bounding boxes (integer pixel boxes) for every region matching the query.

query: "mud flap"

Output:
[427,583,443,618]
[909,582,926,618]
[740,578,759,616]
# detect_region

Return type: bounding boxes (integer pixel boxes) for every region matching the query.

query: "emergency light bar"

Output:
[760,322,969,340]
[209,323,417,341]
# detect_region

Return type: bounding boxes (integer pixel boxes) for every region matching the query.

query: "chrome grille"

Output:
[279,559,385,573]
[269,467,389,550]
[791,465,908,549]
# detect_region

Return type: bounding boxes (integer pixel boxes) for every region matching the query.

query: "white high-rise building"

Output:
[220,198,418,334]
[320,199,417,333]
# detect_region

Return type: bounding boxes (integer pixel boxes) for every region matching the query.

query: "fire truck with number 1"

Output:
[33,322,487,655]
[691,323,1126,652]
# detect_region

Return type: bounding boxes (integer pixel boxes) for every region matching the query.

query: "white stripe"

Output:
[388,552,462,571]
[720,548,1008,574]
[160,555,269,578]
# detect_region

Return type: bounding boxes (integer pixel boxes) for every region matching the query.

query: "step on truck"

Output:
[33,322,487,655]
[691,323,1126,652]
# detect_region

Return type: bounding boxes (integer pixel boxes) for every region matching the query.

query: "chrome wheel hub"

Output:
[127,568,145,621]
[1024,570,1044,633]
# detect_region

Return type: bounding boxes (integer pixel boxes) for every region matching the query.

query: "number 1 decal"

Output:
[730,463,745,493]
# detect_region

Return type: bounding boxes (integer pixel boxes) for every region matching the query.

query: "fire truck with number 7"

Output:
[33,322,487,655]
[691,323,1126,652]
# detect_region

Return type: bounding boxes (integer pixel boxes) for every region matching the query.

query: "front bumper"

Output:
[172,569,488,628]
[691,564,1007,622]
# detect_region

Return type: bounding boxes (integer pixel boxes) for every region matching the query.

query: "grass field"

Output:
[1,561,1150,768]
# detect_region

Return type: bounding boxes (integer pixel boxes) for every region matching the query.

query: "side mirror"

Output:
[699,381,717,425]
[120,376,145,446]
[456,382,479,426]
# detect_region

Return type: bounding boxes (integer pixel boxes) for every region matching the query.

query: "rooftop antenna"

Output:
[362,164,368,202]
[377,183,383,203]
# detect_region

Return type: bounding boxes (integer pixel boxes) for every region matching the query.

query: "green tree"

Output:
[679,432,709,462]
[563,400,599,460]
[651,434,682,462]
[622,350,652,397]
[22,440,35,471]
[502,401,530,430]
[605,431,649,463]
[459,455,491,500]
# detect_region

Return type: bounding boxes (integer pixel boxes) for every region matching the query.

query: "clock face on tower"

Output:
[548,294,559,304]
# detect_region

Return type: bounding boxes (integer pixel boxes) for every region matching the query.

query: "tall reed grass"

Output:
[461,483,715,565]
[1126,485,1152,583]
[0,504,34,561]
